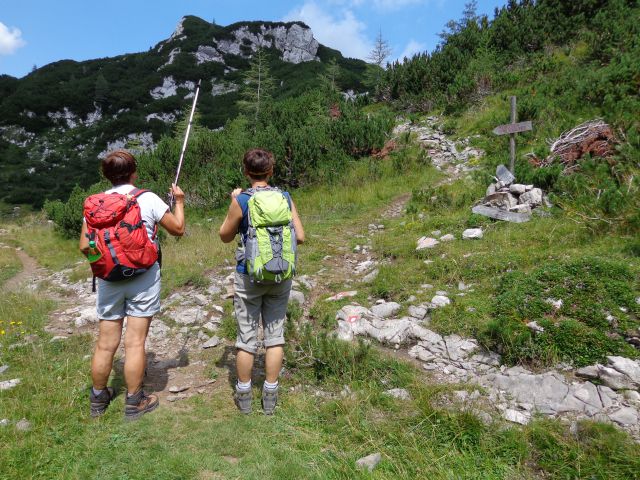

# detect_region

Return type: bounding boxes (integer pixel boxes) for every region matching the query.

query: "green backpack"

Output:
[242,187,297,282]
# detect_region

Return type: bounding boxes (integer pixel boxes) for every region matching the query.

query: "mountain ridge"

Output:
[0,16,369,206]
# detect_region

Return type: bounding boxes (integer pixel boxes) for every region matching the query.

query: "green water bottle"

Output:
[87,240,102,263]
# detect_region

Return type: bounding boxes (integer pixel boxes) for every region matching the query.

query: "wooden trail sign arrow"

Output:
[492,96,533,173]
[493,121,532,136]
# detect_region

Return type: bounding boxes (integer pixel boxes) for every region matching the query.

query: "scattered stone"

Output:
[471,205,531,223]
[495,165,515,186]
[504,409,530,425]
[384,388,411,400]
[520,188,543,207]
[440,234,455,242]
[408,305,428,320]
[202,321,218,333]
[0,419,9,427]
[149,320,170,339]
[362,269,379,283]
[354,260,376,274]
[527,321,545,334]
[462,228,483,240]
[50,336,67,342]
[416,237,439,250]
[0,379,21,391]
[0,365,8,375]
[202,336,221,349]
[297,275,316,290]
[421,284,434,290]
[509,184,527,195]
[356,453,382,472]
[169,385,190,393]
[289,290,305,305]
[192,293,209,306]
[431,230,442,237]
[326,291,358,301]
[545,298,563,310]
[431,295,451,308]
[15,418,31,431]
[174,307,206,325]
[167,394,189,402]
[371,302,401,319]
[608,407,638,426]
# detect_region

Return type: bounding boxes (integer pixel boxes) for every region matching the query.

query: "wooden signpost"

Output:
[492,96,533,173]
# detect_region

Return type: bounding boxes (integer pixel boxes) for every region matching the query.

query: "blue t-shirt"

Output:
[235,188,292,274]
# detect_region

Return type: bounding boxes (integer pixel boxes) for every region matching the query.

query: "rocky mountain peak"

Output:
[161,17,320,65]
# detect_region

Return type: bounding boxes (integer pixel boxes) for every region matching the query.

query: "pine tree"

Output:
[94,73,110,107]
[319,58,341,96]
[237,47,275,125]
[366,29,392,99]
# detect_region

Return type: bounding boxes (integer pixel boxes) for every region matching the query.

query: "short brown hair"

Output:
[101,149,137,186]
[243,148,275,180]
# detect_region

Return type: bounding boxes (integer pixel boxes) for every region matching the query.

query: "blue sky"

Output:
[0,0,506,78]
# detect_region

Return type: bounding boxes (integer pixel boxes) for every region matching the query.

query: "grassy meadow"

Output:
[1,144,640,479]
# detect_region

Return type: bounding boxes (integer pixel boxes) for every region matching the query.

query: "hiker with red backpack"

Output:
[79,149,186,420]
[219,148,305,415]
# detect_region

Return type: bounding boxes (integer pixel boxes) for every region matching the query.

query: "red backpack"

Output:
[83,188,159,283]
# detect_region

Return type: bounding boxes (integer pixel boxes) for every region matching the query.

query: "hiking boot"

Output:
[234,387,253,414]
[124,390,159,421]
[262,385,278,415]
[90,387,115,417]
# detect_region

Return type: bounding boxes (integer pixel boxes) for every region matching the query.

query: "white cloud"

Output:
[0,22,26,56]
[397,39,426,61]
[284,2,372,60]
[372,0,425,10]
[328,0,425,10]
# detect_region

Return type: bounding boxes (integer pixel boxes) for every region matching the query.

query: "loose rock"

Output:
[15,418,31,431]
[462,228,483,240]
[202,336,221,349]
[371,302,401,319]
[169,385,190,393]
[356,452,382,472]
[0,379,21,391]
[431,295,451,308]
[384,388,411,400]
[416,237,439,250]
[289,290,305,305]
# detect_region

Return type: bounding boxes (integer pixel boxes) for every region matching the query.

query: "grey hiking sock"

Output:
[262,384,278,415]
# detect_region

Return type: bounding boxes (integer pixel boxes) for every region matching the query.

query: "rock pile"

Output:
[334,301,640,437]
[393,117,484,179]
[472,164,550,223]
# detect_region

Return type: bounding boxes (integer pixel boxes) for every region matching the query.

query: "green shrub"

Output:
[481,257,640,367]
[43,182,107,238]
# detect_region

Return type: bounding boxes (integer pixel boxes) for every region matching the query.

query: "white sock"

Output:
[92,387,105,396]
[236,379,252,391]
[264,380,279,390]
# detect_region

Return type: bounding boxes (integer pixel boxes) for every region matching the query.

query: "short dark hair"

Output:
[101,150,137,186]
[243,148,275,181]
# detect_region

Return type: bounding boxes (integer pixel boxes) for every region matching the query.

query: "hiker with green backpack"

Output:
[219,148,305,414]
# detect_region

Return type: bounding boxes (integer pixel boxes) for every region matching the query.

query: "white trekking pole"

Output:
[168,79,201,209]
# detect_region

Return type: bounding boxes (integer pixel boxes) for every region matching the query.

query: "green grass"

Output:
[2,156,640,479]
[0,247,21,287]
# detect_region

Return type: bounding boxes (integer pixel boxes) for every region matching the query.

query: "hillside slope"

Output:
[0,16,368,207]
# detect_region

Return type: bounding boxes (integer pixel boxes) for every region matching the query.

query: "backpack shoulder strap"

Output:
[129,188,149,199]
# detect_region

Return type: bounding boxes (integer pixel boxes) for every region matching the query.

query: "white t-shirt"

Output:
[104,184,170,240]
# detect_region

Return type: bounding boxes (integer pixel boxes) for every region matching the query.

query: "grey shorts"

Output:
[234,271,292,354]
[96,263,161,320]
